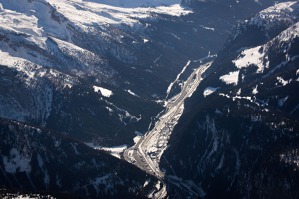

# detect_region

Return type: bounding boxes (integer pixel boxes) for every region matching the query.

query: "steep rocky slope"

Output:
[0,117,160,198]
[162,1,299,198]
[0,0,279,146]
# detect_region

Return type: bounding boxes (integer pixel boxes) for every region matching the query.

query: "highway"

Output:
[123,61,212,198]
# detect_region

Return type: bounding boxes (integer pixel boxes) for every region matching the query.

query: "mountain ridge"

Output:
[161,1,299,198]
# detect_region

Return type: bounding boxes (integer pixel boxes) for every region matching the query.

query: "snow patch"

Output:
[133,131,143,144]
[203,87,218,97]
[236,88,242,95]
[86,143,127,159]
[91,174,116,194]
[280,150,299,168]
[166,60,191,97]
[170,32,181,40]
[104,100,141,124]
[133,135,142,144]
[143,179,150,187]
[219,71,239,85]
[276,77,289,86]
[2,148,31,174]
[5,195,55,199]
[278,96,288,107]
[106,107,114,115]
[155,181,161,190]
[126,89,139,97]
[200,25,215,31]
[233,46,269,73]
[102,145,127,153]
[251,115,262,122]
[93,86,113,97]
[252,85,258,95]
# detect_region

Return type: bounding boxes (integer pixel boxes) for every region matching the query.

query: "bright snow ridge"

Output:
[0,0,191,47]
[46,0,191,28]
[231,2,299,41]
[219,71,239,86]
[278,22,299,42]
[248,1,299,30]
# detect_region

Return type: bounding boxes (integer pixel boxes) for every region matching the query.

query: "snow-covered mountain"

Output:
[1,0,184,145]
[0,0,225,146]
[0,0,293,198]
[162,1,299,198]
[0,0,283,145]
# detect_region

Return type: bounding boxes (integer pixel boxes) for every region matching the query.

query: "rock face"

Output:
[162,1,299,198]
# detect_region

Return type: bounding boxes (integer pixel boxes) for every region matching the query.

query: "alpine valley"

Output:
[0,0,298,199]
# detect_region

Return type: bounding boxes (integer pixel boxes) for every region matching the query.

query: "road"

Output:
[123,61,212,197]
